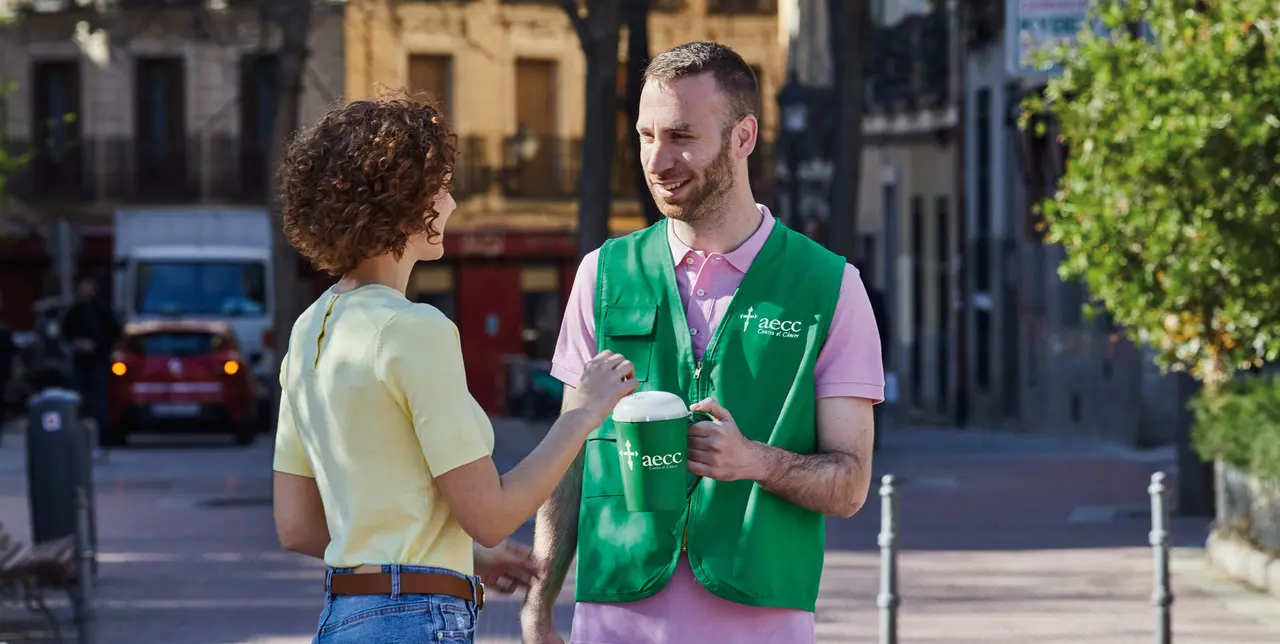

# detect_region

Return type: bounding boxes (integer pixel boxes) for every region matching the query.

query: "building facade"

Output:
[345,0,783,412]
[960,0,1186,445]
[855,0,963,426]
[0,0,345,328]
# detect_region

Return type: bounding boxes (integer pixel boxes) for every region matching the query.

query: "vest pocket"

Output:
[600,305,656,382]
[582,437,624,498]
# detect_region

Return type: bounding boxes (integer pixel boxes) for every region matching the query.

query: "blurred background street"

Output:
[2,422,1279,643]
[2,0,1280,641]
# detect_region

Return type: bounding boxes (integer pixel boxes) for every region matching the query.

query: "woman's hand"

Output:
[474,539,545,595]
[577,350,638,425]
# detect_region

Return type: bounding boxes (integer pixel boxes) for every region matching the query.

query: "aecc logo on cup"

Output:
[619,440,684,471]
[641,453,683,470]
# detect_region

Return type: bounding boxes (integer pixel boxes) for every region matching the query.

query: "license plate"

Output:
[152,403,200,418]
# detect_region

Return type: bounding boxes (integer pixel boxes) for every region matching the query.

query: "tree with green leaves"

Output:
[0,84,27,209]
[1026,0,1280,391]
[0,12,27,209]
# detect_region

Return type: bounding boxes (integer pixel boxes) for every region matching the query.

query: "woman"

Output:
[270,95,637,642]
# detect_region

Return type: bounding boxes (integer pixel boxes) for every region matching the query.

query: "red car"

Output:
[106,320,258,445]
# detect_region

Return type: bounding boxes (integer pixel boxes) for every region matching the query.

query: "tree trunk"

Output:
[569,2,623,257]
[826,0,868,263]
[266,0,314,423]
[623,0,661,225]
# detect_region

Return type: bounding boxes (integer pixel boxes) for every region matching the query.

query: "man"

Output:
[520,41,884,644]
[61,276,121,443]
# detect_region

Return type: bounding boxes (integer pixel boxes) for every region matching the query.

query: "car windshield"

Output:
[135,260,266,317]
[125,331,225,357]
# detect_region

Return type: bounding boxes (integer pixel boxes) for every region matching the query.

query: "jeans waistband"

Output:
[324,564,483,605]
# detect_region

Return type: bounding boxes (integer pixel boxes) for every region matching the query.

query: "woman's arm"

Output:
[433,406,602,547]
[271,359,330,560]
[273,471,330,559]
[380,310,635,548]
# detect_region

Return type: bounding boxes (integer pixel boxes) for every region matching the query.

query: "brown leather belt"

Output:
[329,572,484,610]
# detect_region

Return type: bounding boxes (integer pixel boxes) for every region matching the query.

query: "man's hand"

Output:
[474,540,545,595]
[521,621,566,644]
[73,339,94,354]
[687,398,766,482]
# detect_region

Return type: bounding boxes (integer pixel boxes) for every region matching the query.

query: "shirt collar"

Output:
[667,204,775,273]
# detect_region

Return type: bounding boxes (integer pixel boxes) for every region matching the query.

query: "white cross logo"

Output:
[740,306,758,332]
[620,440,639,471]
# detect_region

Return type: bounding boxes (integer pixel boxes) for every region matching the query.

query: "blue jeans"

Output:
[314,565,482,643]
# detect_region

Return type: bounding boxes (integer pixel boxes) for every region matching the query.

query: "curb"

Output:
[1205,528,1280,596]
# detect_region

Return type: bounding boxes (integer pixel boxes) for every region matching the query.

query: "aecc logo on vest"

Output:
[739,306,803,339]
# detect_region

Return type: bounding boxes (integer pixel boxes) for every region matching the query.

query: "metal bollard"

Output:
[1149,472,1173,644]
[877,474,899,644]
[75,486,95,644]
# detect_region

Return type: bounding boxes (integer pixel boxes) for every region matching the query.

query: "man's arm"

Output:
[688,396,875,519]
[752,397,874,518]
[521,386,587,629]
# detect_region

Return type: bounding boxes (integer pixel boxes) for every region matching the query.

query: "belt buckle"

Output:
[475,581,486,611]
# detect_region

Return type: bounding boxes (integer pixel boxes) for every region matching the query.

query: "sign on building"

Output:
[1006,0,1091,77]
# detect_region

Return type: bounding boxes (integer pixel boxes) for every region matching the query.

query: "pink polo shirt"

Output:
[549,205,884,644]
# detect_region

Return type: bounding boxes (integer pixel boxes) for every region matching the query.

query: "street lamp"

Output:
[502,127,541,196]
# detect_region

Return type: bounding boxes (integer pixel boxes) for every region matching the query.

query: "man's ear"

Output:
[735,115,758,157]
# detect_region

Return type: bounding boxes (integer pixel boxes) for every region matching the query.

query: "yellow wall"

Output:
[346,0,782,138]
[343,0,781,233]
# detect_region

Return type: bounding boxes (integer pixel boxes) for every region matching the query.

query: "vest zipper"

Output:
[684,360,704,552]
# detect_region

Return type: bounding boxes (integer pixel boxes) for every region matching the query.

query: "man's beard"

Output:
[648,132,736,225]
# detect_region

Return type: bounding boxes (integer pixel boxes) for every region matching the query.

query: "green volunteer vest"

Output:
[575,217,846,612]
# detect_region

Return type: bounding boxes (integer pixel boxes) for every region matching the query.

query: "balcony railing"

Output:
[500,135,580,200]
[4,133,776,206]
[864,8,951,112]
[708,0,776,14]
[6,134,489,205]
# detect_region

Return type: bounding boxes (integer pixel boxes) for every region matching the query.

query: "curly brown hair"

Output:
[278,93,456,276]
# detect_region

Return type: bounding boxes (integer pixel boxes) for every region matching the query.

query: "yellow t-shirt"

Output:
[272,283,494,573]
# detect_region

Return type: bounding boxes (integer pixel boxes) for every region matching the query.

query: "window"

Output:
[135,260,267,317]
[239,54,279,200]
[408,54,453,120]
[909,195,924,406]
[521,266,560,360]
[30,60,82,195]
[134,57,187,197]
[125,331,226,357]
[935,196,950,413]
[506,59,566,199]
[974,87,992,293]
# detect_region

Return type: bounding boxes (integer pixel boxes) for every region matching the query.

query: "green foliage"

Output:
[1191,372,1280,479]
[1024,0,1280,385]
[0,80,29,207]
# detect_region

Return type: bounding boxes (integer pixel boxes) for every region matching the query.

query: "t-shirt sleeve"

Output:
[378,308,493,477]
[550,249,601,388]
[814,264,886,403]
[272,353,315,477]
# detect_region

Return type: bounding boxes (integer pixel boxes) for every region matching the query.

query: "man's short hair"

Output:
[643,41,759,126]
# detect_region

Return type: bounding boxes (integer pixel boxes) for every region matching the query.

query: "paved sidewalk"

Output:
[0,422,1276,643]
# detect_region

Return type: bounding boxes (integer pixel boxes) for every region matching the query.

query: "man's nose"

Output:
[643,140,675,176]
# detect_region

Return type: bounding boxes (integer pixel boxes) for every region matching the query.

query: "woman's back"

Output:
[273,283,495,572]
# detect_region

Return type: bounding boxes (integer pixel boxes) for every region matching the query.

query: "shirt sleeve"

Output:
[814,264,886,403]
[549,249,601,388]
[378,308,493,477]
[272,353,315,477]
